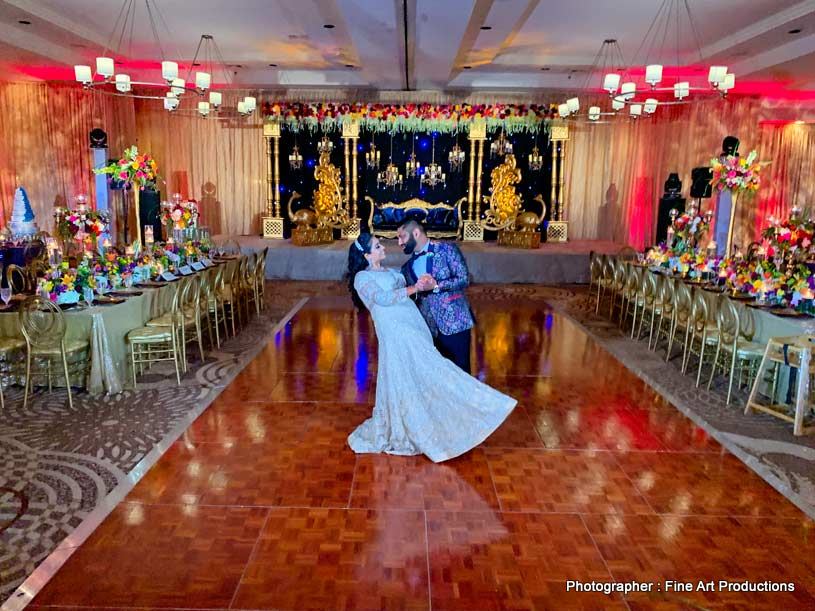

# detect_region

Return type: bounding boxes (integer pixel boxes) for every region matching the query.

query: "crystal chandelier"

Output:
[448,135,465,172]
[528,146,543,172]
[72,2,254,118]
[405,136,421,177]
[289,144,303,170]
[378,135,403,189]
[489,129,512,158]
[421,135,446,188]
[366,142,380,169]
[317,135,334,154]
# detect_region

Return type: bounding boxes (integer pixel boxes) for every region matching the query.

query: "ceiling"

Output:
[1,0,815,95]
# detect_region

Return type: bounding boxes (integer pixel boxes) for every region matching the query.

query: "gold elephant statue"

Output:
[513,211,541,232]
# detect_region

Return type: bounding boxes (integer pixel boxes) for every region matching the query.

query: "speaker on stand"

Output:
[656,173,685,244]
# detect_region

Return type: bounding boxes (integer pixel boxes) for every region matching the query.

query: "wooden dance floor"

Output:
[28,292,815,610]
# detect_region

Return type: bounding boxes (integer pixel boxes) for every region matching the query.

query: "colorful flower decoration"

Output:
[94,145,159,189]
[709,150,761,193]
[161,200,199,230]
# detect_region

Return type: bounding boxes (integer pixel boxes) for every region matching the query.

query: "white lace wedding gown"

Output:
[349,268,516,463]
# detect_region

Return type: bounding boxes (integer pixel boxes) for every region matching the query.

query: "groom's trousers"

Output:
[435,328,472,375]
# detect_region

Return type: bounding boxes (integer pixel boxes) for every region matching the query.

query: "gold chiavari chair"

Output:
[219,260,241,337]
[650,276,677,351]
[683,288,719,386]
[706,297,764,404]
[252,247,269,315]
[588,252,602,298]
[595,255,615,314]
[7,264,29,294]
[146,276,205,370]
[240,253,257,321]
[608,259,628,320]
[205,265,227,348]
[664,281,692,363]
[619,263,642,330]
[635,272,662,342]
[127,280,184,387]
[197,267,218,349]
[617,245,639,261]
[19,296,90,409]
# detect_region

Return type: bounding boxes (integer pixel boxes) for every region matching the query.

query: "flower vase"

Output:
[725,191,740,257]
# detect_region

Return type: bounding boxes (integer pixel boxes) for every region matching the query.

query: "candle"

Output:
[144,226,154,245]
[125,246,134,256]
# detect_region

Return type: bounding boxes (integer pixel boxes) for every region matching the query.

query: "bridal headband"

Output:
[354,240,364,252]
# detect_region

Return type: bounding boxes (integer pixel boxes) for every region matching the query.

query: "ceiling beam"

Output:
[731,31,815,77]
[699,0,815,60]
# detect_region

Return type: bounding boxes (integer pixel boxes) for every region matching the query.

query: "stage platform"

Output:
[227,236,625,284]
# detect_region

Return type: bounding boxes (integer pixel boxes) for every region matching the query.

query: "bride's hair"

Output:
[347,232,374,310]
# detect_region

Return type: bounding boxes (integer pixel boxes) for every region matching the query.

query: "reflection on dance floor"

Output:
[29,292,815,610]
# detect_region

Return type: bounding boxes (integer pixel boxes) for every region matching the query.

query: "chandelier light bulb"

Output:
[566,97,580,114]
[630,104,643,117]
[198,101,210,116]
[164,92,179,111]
[645,64,662,87]
[244,96,257,112]
[721,73,735,92]
[195,71,211,90]
[621,81,636,101]
[162,60,179,82]
[95,56,115,78]
[612,98,625,111]
[674,81,690,99]
[603,73,621,94]
[115,73,131,92]
[74,65,92,84]
[644,98,658,114]
[208,91,222,107]
[588,106,601,121]
[171,77,185,96]
[558,103,569,118]
[237,100,247,115]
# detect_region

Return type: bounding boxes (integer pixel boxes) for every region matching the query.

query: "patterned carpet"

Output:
[2,280,814,604]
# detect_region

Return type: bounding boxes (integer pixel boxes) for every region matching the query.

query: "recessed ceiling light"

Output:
[323,24,335,29]
[192,62,200,66]
[540,67,550,71]
[789,28,802,34]
[345,64,354,68]
[463,65,472,69]
[70,42,86,48]
[18,19,31,25]
[480,26,492,30]
[269,63,278,67]
[795,120,805,124]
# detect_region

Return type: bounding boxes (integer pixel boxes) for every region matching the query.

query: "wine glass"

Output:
[83,287,94,308]
[1,287,12,308]
[124,274,133,290]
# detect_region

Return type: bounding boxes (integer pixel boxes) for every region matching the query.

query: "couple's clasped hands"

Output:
[415,274,437,292]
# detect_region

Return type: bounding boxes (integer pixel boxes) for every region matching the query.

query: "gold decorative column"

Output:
[262,121,284,238]
[547,123,569,242]
[341,120,361,239]
[462,120,486,241]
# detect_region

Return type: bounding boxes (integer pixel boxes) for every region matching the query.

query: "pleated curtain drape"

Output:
[0,81,814,246]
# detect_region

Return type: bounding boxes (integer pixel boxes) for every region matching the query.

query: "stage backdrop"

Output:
[0,82,814,250]
[277,128,552,237]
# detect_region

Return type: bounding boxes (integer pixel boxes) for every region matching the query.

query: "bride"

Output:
[347,233,516,463]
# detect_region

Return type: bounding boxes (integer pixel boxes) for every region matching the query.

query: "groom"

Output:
[397,219,474,374]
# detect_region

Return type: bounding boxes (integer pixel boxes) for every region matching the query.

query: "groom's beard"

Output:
[402,236,417,255]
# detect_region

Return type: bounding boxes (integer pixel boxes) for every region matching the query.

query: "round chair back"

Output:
[617,246,639,261]
[690,288,711,332]
[643,272,658,305]
[7,264,29,293]
[716,296,740,347]
[19,296,66,349]
[674,282,693,324]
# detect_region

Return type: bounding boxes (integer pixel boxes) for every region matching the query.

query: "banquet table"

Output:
[0,261,229,395]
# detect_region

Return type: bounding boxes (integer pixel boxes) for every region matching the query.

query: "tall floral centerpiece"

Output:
[94,146,159,244]
[709,149,761,255]
[160,196,199,240]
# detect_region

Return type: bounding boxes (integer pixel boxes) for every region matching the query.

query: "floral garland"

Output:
[161,200,199,230]
[709,150,761,193]
[262,102,555,134]
[94,145,159,189]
